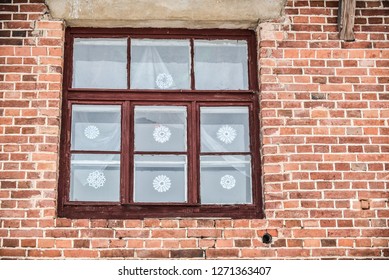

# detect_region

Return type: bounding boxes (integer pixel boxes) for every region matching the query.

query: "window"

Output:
[59,28,262,219]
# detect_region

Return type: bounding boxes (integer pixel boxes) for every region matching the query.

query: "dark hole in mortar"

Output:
[262,233,272,244]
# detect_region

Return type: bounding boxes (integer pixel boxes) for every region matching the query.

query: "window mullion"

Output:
[188,101,199,204]
[127,37,131,90]
[121,101,132,204]
[190,38,195,90]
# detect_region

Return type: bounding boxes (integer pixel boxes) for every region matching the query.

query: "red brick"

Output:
[115,230,149,238]
[64,250,98,258]
[187,229,222,238]
[100,250,135,258]
[0,0,388,261]
[28,250,61,258]
[136,250,169,258]
[206,249,239,258]
[151,229,186,238]
[170,249,204,258]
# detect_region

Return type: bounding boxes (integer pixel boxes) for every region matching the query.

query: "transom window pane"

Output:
[70,154,120,202]
[134,155,187,202]
[194,40,248,90]
[71,105,121,151]
[134,106,187,152]
[131,39,191,90]
[201,107,250,153]
[200,155,252,204]
[73,38,127,89]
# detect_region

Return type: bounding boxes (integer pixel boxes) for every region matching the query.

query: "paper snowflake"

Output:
[152,175,171,192]
[153,125,172,143]
[86,170,106,189]
[217,125,237,144]
[84,125,100,140]
[156,73,173,89]
[220,174,236,190]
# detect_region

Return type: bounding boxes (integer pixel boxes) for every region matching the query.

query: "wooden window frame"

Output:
[58,28,263,219]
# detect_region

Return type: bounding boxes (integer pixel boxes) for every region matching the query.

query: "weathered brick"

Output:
[0,0,387,261]
[170,249,204,258]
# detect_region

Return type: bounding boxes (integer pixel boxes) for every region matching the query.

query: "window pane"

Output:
[70,154,120,202]
[200,155,252,204]
[71,105,121,151]
[134,155,187,203]
[201,107,250,152]
[131,39,190,90]
[194,40,248,90]
[135,106,187,152]
[73,38,127,89]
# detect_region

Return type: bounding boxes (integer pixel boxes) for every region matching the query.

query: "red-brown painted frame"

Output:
[58,27,263,219]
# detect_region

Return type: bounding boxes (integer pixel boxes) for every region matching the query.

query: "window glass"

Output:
[194,40,248,90]
[200,155,252,204]
[61,29,260,218]
[70,154,120,202]
[71,105,121,151]
[131,39,191,90]
[135,106,187,152]
[201,107,250,153]
[73,38,127,89]
[134,155,187,202]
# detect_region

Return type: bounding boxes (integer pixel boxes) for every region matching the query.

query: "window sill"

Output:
[59,204,264,219]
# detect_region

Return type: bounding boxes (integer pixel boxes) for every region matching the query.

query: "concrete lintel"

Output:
[45,0,286,29]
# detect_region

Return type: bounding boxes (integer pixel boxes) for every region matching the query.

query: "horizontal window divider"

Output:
[66,92,257,102]
[134,151,187,155]
[200,161,251,165]
[70,150,121,154]
[71,160,120,165]
[200,152,251,155]
[135,161,186,165]
[64,202,122,206]
[123,203,198,207]
[134,107,187,113]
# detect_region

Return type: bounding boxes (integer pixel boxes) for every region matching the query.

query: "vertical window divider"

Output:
[64,29,73,90]
[188,101,198,204]
[251,94,262,213]
[248,33,259,91]
[122,101,133,203]
[195,101,201,204]
[127,37,131,90]
[63,101,73,204]
[190,38,195,90]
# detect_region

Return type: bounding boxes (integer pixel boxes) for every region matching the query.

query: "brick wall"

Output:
[0,0,388,259]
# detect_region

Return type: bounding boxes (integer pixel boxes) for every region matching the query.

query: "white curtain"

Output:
[71,105,121,151]
[130,39,191,89]
[73,38,127,89]
[194,40,248,90]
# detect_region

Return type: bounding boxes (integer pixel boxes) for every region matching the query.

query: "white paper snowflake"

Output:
[86,170,106,189]
[84,125,100,140]
[152,175,171,192]
[220,174,236,190]
[156,73,173,89]
[153,125,172,143]
[217,125,237,144]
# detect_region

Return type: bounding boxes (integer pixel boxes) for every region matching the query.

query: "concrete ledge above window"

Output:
[46,0,286,29]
